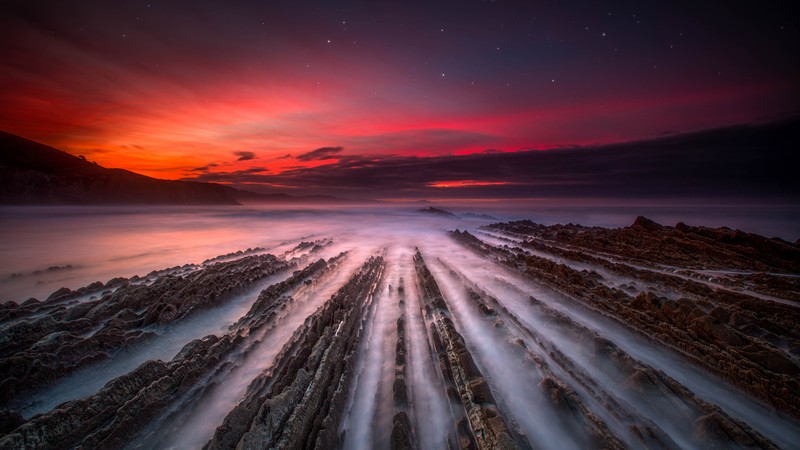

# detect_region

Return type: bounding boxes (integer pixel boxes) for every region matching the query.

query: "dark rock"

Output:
[471,220,800,421]
[469,377,493,404]
[206,256,385,450]
[413,250,525,449]
[393,378,408,406]
[20,298,40,307]
[631,216,663,231]
[45,287,72,302]
[0,410,25,434]
[390,412,414,450]
[0,253,290,409]
[104,277,128,288]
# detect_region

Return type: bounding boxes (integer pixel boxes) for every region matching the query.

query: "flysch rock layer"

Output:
[0,253,291,408]
[0,218,796,450]
[0,251,337,450]
[414,250,527,450]
[204,255,384,450]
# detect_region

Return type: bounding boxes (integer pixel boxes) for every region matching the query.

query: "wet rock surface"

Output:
[414,250,528,450]
[472,218,800,424]
[390,278,415,450]
[0,253,290,408]
[489,216,800,273]
[0,249,340,449]
[205,255,384,450]
[1,218,798,450]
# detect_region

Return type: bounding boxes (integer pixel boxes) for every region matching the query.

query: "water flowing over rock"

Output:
[1,215,798,449]
[0,254,289,409]
[205,255,384,450]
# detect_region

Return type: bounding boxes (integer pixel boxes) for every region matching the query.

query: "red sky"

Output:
[1,1,797,186]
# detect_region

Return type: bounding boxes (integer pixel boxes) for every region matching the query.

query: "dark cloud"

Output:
[348,129,497,154]
[1,0,796,172]
[184,167,268,182]
[190,163,218,172]
[295,147,343,162]
[234,151,256,161]
[277,154,292,160]
[182,119,800,200]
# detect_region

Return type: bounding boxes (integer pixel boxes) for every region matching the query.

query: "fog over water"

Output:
[1,203,798,449]
[2,203,797,304]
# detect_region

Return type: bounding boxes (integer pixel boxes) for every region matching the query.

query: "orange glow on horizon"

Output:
[3,56,793,182]
[428,180,510,188]
[1,1,796,191]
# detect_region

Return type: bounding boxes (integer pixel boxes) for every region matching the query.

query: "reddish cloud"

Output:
[0,1,796,184]
[295,147,343,161]
[428,181,510,188]
[233,151,256,161]
[180,120,800,200]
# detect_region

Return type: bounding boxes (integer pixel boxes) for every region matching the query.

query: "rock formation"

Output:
[1,216,797,449]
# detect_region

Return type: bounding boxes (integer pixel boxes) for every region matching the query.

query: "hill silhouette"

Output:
[0,132,368,205]
[0,131,240,204]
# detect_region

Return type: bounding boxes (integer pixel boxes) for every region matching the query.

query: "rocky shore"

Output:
[0,216,797,449]
[474,217,800,422]
[205,255,384,449]
[414,250,527,449]
[0,253,289,408]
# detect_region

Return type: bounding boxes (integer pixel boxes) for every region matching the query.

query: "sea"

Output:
[1,202,798,304]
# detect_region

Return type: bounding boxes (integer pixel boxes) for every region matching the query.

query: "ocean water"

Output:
[2,202,799,449]
[0,203,797,304]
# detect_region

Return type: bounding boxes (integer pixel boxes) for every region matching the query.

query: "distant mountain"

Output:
[0,131,240,205]
[0,131,362,205]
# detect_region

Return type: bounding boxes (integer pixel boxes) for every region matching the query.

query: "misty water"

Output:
[2,204,797,305]
[1,203,799,449]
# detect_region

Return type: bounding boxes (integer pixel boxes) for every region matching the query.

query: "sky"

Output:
[0,0,798,199]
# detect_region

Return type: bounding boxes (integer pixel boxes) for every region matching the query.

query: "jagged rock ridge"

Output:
[0,217,797,449]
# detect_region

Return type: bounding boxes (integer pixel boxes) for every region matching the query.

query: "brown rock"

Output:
[390,412,414,450]
[393,377,408,406]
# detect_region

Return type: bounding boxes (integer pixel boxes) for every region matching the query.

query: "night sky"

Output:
[1,1,797,199]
